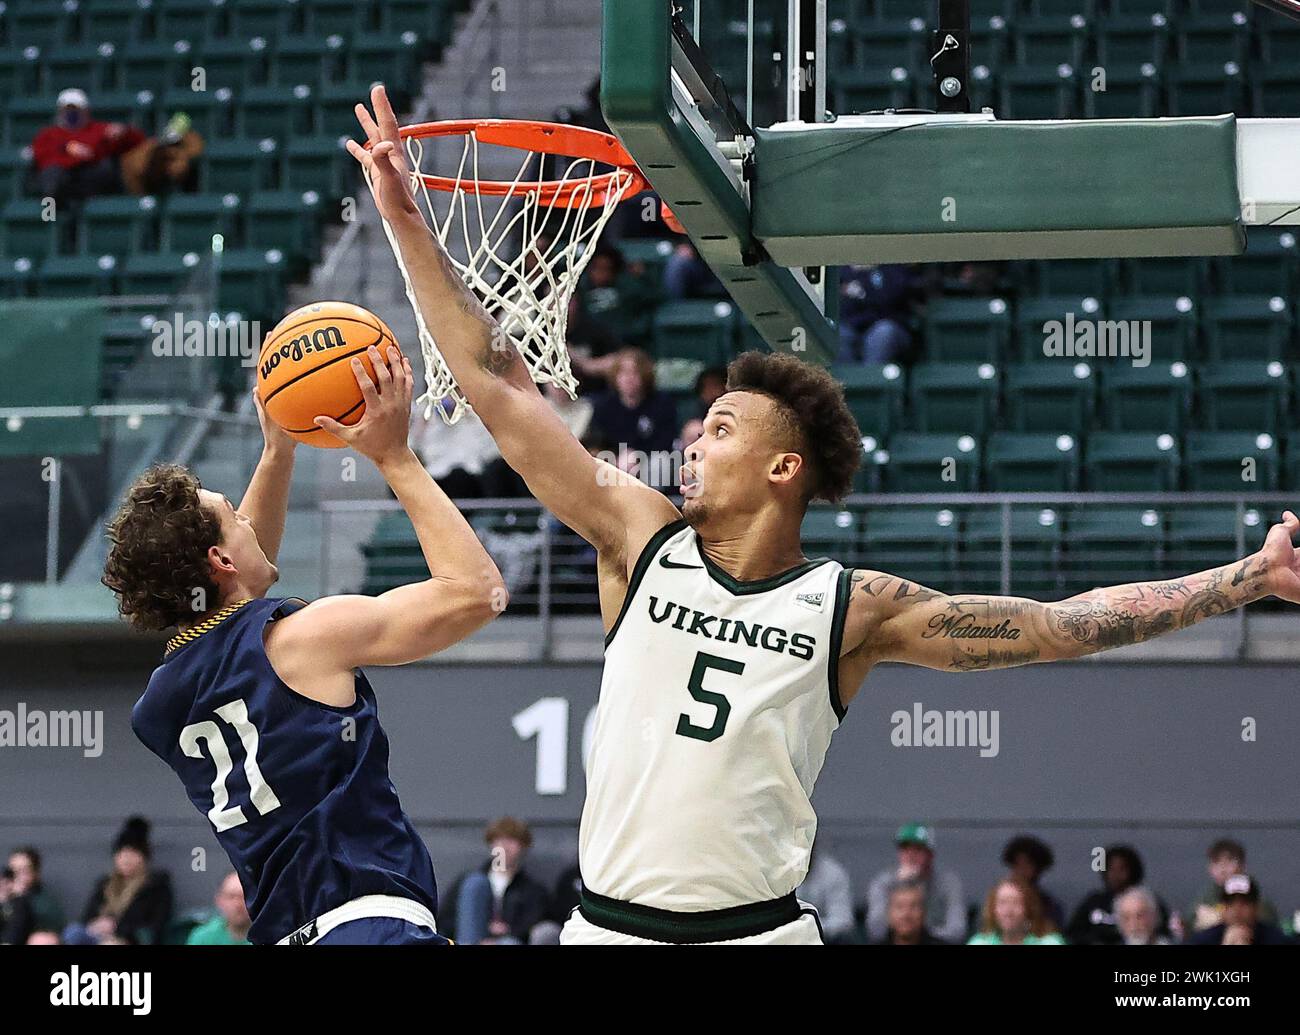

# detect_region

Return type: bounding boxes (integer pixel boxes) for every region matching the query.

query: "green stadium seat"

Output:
[1165,505,1262,578]
[652,300,735,365]
[1176,14,1251,66]
[0,257,34,297]
[117,41,196,93]
[801,506,860,563]
[999,64,1079,120]
[100,312,155,389]
[985,431,1080,491]
[237,84,314,139]
[307,0,375,36]
[1095,15,1171,67]
[244,189,323,270]
[1253,65,1300,118]
[119,250,205,298]
[84,0,152,45]
[229,0,301,39]
[201,137,279,193]
[877,433,981,492]
[1166,61,1246,116]
[1027,259,1116,299]
[282,133,350,197]
[270,35,346,86]
[1084,431,1180,491]
[1015,295,1104,363]
[0,48,43,98]
[160,86,233,138]
[156,0,226,43]
[9,2,75,47]
[1183,430,1280,491]
[1256,10,1300,66]
[968,18,1010,70]
[215,247,287,319]
[1110,0,1174,14]
[80,195,158,255]
[924,296,1011,362]
[959,505,1064,596]
[0,146,28,200]
[1081,64,1163,118]
[1062,506,1165,592]
[857,507,961,589]
[36,254,118,297]
[1099,361,1193,431]
[833,67,915,113]
[347,32,423,93]
[1201,296,1292,361]
[1197,361,1290,432]
[1285,433,1300,492]
[834,362,905,439]
[40,43,119,94]
[193,38,270,90]
[161,192,242,253]
[1119,257,1206,296]
[0,200,57,260]
[314,80,374,138]
[854,20,927,74]
[1025,0,1097,15]
[1213,230,1296,297]
[6,96,61,147]
[380,0,453,40]
[1004,362,1095,434]
[909,361,1000,434]
[1107,295,1198,361]
[1012,15,1089,67]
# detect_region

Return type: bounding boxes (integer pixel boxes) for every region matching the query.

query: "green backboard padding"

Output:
[753,116,1245,266]
[0,298,103,456]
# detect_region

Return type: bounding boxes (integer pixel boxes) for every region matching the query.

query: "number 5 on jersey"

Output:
[676,652,743,743]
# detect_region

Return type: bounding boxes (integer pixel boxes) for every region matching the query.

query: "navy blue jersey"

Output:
[132,597,438,944]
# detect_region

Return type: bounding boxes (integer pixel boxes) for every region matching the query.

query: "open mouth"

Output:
[679,464,701,497]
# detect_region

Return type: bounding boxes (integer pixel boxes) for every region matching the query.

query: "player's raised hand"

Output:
[251,384,295,455]
[1256,510,1300,604]
[314,346,415,468]
[349,83,421,226]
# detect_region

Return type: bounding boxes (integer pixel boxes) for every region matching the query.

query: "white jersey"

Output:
[579,520,852,912]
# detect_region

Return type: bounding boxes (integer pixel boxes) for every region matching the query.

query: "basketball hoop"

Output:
[369,118,649,424]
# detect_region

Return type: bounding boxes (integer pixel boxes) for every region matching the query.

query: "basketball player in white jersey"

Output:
[349,85,1300,944]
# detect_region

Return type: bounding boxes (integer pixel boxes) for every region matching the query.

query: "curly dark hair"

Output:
[725,351,863,503]
[102,463,222,631]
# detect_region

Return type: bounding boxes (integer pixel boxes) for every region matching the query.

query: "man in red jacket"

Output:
[31,88,146,204]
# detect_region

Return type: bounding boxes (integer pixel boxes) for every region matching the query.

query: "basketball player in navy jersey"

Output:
[104,346,507,945]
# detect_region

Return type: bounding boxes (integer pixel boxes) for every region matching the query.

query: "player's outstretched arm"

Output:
[837,512,1300,696]
[268,347,507,680]
[345,85,679,565]
[236,390,296,564]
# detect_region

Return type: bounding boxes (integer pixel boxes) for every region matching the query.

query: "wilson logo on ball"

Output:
[259,324,348,380]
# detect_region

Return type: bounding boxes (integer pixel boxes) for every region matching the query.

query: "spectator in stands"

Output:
[185,871,251,946]
[797,845,855,944]
[1186,838,1279,935]
[64,816,173,946]
[837,264,919,364]
[415,397,503,499]
[968,876,1064,945]
[1114,885,1171,945]
[1187,875,1292,945]
[679,416,704,454]
[450,817,554,945]
[570,245,658,354]
[0,846,65,946]
[1002,834,1065,932]
[550,859,583,927]
[26,929,61,945]
[693,366,727,418]
[874,879,947,945]
[31,89,146,205]
[1066,844,1167,946]
[663,239,724,299]
[866,823,966,944]
[591,348,679,480]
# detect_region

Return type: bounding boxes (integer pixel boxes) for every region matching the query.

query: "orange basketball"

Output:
[257,301,401,448]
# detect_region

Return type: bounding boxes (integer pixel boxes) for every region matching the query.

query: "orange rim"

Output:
[386,118,650,208]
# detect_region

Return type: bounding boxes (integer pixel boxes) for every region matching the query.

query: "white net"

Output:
[372,125,640,425]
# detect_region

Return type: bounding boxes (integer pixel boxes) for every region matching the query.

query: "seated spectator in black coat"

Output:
[1187,875,1292,945]
[837,264,919,364]
[874,880,948,945]
[591,348,678,486]
[1066,844,1167,945]
[64,816,173,946]
[1,846,65,946]
[448,817,555,945]
[1002,834,1066,933]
